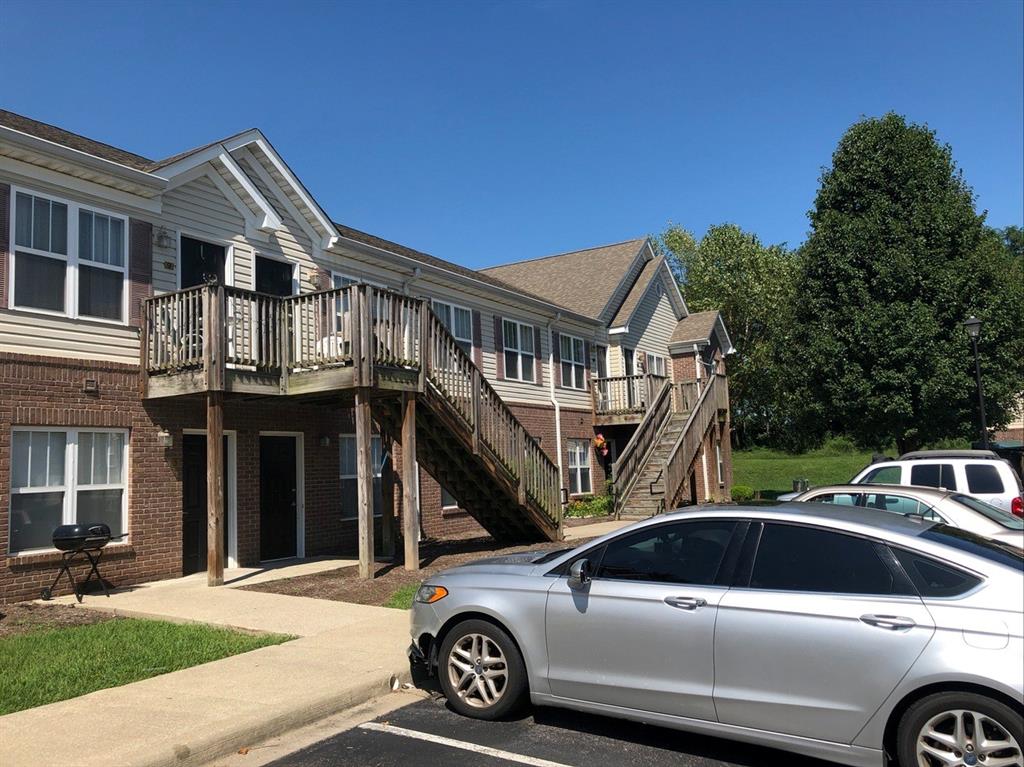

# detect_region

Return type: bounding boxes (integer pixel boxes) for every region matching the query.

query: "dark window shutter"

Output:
[0,183,9,310]
[472,310,482,368]
[552,331,562,388]
[584,340,592,390]
[128,219,153,327]
[533,326,543,386]
[493,315,504,379]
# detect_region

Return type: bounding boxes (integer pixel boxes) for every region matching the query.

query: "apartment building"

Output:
[0,109,732,601]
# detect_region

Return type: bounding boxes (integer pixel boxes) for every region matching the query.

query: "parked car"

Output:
[791,483,1023,549]
[409,506,1023,767]
[848,450,1024,516]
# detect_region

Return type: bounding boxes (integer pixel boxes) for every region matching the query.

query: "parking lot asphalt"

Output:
[265,693,841,767]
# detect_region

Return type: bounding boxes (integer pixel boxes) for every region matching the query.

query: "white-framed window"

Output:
[441,487,459,509]
[339,434,383,519]
[432,299,473,356]
[645,353,667,377]
[9,428,128,554]
[503,319,535,382]
[567,439,592,495]
[559,334,586,389]
[716,440,724,486]
[11,188,128,322]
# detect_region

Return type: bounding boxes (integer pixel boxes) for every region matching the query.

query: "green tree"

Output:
[1001,225,1024,259]
[660,223,801,447]
[795,113,1024,453]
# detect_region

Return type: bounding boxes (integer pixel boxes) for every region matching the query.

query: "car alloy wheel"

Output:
[916,708,1023,767]
[446,632,508,709]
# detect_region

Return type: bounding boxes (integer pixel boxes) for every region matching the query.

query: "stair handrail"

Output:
[662,373,729,510]
[611,377,674,508]
[423,308,562,531]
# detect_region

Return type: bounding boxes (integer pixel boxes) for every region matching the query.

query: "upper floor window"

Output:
[503,319,535,382]
[645,353,667,377]
[12,189,127,322]
[433,300,473,356]
[560,334,586,389]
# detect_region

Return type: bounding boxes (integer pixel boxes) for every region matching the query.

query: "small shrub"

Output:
[730,484,755,502]
[565,494,613,518]
[818,435,858,455]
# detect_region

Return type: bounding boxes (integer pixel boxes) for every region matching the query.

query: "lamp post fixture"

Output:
[963,316,989,449]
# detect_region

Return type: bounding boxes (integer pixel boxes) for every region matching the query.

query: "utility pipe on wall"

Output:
[547,313,564,494]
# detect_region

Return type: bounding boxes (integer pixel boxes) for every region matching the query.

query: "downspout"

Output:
[403,265,422,539]
[402,266,422,295]
[547,314,564,498]
[696,343,711,502]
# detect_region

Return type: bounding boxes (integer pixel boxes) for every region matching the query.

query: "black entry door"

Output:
[260,436,298,560]
[182,434,229,575]
[255,255,294,297]
[181,236,226,288]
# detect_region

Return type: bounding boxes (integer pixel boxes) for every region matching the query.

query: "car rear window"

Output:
[910,463,956,490]
[919,525,1024,572]
[951,494,1024,530]
[861,465,901,484]
[890,548,982,597]
[964,464,1004,494]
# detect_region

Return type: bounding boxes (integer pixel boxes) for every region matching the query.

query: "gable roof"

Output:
[669,309,734,354]
[480,238,648,320]
[610,254,667,328]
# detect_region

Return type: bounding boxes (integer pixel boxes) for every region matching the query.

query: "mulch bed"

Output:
[241,535,589,607]
[0,603,116,640]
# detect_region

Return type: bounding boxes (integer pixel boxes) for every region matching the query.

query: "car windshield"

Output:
[920,525,1024,572]
[532,547,575,564]
[951,494,1024,530]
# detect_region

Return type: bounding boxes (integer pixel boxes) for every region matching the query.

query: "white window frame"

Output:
[645,352,667,378]
[567,438,593,496]
[10,186,130,324]
[715,440,724,487]
[176,230,235,291]
[339,433,383,519]
[254,250,299,296]
[441,486,460,509]
[8,427,129,555]
[432,298,473,356]
[503,318,536,382]
[560,333,586,390]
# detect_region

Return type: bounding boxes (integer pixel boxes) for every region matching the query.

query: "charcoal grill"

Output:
[41,523,126,602]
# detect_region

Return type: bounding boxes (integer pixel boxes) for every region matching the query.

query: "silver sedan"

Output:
[409,505,1024,767]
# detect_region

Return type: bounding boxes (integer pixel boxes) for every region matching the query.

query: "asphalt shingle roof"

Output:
[670,310,722,345]
[480,238,647,320]
[609,254,667,327]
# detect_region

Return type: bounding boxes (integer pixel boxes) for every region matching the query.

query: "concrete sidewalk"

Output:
[0,561,411,767]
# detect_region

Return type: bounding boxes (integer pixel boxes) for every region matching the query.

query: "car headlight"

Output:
[414,584,448,604]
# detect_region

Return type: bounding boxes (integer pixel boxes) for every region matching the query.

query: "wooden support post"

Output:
[401,392,419,572]
[381,436,396,559]
[207,390,225,587]
[355,388,375,580]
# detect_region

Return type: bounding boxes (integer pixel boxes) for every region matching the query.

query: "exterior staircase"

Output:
[617,413,688,518]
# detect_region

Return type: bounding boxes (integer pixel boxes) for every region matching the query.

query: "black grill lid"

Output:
[52,523,113,551]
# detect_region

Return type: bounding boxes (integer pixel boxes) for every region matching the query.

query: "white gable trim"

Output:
[217,151,281,232]
[234,145,323,251]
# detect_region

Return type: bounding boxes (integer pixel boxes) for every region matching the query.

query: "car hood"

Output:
[437,549,555,577]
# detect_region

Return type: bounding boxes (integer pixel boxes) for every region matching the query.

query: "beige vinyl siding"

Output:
[0,308,139,363]
[621,287,678,363]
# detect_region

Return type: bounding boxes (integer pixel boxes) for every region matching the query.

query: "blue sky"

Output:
[2,1,1021,267]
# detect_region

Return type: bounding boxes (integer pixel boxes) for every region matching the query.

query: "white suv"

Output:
[850,450,1024,517]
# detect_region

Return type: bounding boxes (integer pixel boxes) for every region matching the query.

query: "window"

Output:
[502,319,535,382]
[559,334,586,389]
[862,492,943,521]
[965,464,1004,494]
[891,548,982,597]
[441,487,459,509]
[255,255,294,297]
[9,428,127,554]
[811,492,861,506]
[433,300,473,356]
[595,521,736,585]
[861,465,901,484]
[567,439,592,495]
[339,435,383,518]
[750,524,906,594]
[12,189,127,321]
[715,440,724,486]
[920,525,1024,571]
[951,494,1023,530]
[910,463,956,490]
[645,353,667,377]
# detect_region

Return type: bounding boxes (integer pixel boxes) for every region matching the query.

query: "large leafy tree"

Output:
[660,223,801,447]
[795,113,1024,453]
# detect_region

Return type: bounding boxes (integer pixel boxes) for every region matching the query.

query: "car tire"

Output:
[437,618,527,720]
[897,691,1023,767]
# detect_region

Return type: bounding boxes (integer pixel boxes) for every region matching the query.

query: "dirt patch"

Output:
[0,602,117,640]
[241,536,590,607]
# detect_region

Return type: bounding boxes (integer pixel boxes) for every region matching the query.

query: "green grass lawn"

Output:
[383,583,419,610]
[732,448,875,498]
[0,618,291,715]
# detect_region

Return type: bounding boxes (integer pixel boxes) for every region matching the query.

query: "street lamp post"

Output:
[963,316,989,449]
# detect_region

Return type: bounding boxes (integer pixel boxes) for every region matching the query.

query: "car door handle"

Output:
[665,596,707,611]
[860,614,916,631]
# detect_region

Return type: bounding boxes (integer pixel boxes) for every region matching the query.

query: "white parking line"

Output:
[358,722,576,767]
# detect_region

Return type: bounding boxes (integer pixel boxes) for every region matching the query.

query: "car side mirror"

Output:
[568,558,592,589]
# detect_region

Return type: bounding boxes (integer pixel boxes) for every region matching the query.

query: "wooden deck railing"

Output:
[592,374,667,416]
[663,374,730,509]
[611,377,674,504]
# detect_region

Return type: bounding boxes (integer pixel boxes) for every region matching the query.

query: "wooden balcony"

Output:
[141,283,424,400]
[591,373,669,425]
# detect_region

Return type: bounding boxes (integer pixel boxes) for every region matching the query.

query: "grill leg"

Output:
[79,550,111,598]
[41,552,79,602]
